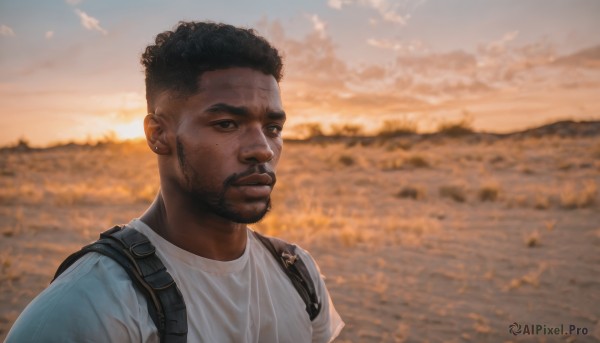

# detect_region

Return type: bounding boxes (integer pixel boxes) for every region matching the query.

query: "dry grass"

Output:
[338,154,355,167]
[292,122,325,139]
[380,158,404,171]
[559,180,597,209]
[506,263,547,290]
[436,115,474,137]
[330,123,364,137]
[534,194,551,210]
[405,155,430,168]
[395,185,427,200]
[524,230,541,247]
[478,181,501,202]
[1,134,599,342]
[439,184,467,203]
[593,143,600,159]
[380,154,431,171]
[384,140,413,151]
[506,194,528,208]
[377,119,418,137]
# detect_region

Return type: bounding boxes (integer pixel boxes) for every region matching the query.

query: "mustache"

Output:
[223,165,277,188]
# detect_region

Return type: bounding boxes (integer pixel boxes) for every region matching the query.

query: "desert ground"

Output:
[1,123,599,342]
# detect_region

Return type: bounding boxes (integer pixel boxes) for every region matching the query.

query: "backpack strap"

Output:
[53,225,187,343]
[252,230,322,321]
[53,225,321,340]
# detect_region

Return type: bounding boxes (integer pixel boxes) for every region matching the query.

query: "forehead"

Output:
[195,68,282,107]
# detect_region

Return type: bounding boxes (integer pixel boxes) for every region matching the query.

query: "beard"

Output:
[176,136,273,224]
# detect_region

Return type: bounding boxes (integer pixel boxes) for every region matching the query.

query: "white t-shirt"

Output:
[6,219,344,343]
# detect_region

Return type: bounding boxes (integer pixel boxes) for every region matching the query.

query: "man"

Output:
[6,21,344,342]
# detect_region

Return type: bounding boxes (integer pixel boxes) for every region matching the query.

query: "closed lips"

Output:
[234,174,273,186]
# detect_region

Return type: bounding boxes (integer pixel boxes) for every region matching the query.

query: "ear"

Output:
[144,114,171,155]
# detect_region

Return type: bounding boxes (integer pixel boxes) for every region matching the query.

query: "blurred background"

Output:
[1,1,600,342]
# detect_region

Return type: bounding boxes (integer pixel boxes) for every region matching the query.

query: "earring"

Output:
[154,146,158,151]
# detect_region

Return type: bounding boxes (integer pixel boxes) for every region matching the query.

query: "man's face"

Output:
[155,68,285,224]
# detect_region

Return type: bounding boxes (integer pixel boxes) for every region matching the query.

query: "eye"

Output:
[266,125,283,136]
[214,120,237,131]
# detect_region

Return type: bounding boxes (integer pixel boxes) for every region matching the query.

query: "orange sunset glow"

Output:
[1,1,599,146]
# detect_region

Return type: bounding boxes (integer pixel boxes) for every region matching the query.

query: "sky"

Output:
[1,0,599,146]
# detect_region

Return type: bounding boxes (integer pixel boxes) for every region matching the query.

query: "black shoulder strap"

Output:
[252,230,322,321]
[53,225,187,343]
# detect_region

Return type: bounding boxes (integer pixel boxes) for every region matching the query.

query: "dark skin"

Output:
[140,68,285,261]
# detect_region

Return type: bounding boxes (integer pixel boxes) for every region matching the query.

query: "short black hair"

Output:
[141,21,283,105]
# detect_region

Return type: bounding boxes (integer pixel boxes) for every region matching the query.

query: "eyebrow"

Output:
[205,103,286,121]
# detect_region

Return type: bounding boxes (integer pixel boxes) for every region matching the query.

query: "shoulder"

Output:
[293,245,345,343]
[6,253,158,343]
[293,244,322,281]
[251,230,322,285]
[250,231,345,343]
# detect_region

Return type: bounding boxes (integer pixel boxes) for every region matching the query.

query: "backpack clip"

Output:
[281,251,298,267]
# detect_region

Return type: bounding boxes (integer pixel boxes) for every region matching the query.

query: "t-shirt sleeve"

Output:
[5,253,160,343]
[295,247,345,343]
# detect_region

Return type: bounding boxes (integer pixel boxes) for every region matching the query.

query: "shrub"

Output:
[478,183,500,202]
[294,123,324,140]
[560,180,597,209]
[436,113,474,137]
[330,123,364,137]
[338,155,355,166]
[381,155,430,171]
[395,185,426,200]
[16,137,30,149]
[593,143,600,159]
[534,195,551,210]
[439,184,467,202]
[377,119,418,137]
[385,140,413,151]
[405,155,430,168]
[338,227,366,247]
[525,230,541,247]
[380,158,403,171]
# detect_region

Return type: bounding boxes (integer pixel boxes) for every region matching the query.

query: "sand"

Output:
[1,130,599,342]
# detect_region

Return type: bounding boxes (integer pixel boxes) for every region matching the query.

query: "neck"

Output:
[139,192,248,261]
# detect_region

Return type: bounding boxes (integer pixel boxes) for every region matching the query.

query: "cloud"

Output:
[367,38,402,50]
[554,45,600,69]
[396,51,477,74]
[367,38,425,53]
[74,9,108,35]
[481,30,519,56]
[366,0,411,25]
[328,0,426,25]
[327,0,344,9]
[1,24,15,37]
[472,34,559,85]
[256,17,599,128]
[45,31,54,39]
[260,18,485,112]
[307,14,327,39]
[257,18,346,86]
[357,65,386,80]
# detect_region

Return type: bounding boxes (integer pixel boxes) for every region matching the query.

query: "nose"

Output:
[239,126,275,164]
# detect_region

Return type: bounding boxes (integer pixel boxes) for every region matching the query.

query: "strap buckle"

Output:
[281,251,298,267]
